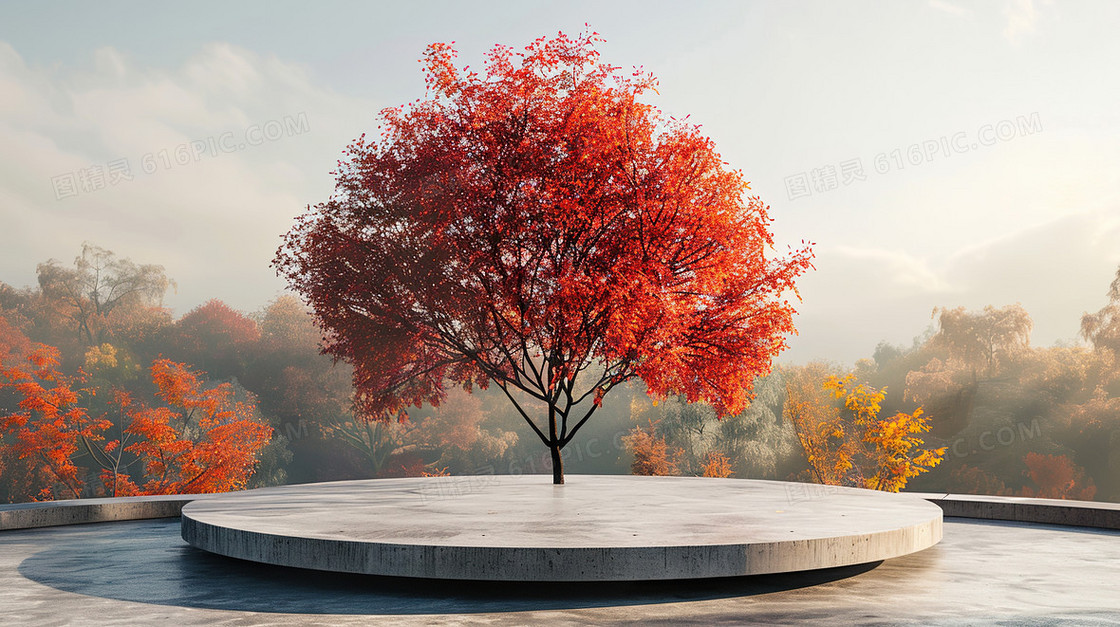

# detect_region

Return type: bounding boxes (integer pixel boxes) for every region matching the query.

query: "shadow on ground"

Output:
[18,519,880,615]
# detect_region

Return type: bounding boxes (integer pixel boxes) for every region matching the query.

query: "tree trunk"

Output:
[551,443,564,485]
[547,401,564,484]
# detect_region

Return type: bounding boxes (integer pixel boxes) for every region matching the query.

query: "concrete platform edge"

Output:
[2,484,1118,532]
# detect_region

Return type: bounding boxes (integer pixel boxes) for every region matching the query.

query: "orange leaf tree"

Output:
[700,451,733,478]
[783,363,858,486]
[0,340,108,500]
[275,32,813,484]
[118,359,273,494]
[2,314,272,501]
[624,422,679,476]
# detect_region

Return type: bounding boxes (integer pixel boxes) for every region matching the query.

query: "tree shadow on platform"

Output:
[19,519,882,615]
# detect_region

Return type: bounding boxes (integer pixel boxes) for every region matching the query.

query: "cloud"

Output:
[831,247,953,293]
[1003,0,1038,44]
[785,208,1120,365]
[930,0,1044,45]
[783,246,954,365]
[0,40,376,316]
[928,0,972,18]
[943,208,1120,344]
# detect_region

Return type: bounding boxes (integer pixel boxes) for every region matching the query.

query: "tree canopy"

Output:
[36,243,172,346]
[275,31,813,483]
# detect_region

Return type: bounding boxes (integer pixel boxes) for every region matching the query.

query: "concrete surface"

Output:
[914,492,1120,530]
[5,482,1117,534]
[1,517,1117,625]
[181,475,943,581]
[0,494,204,531]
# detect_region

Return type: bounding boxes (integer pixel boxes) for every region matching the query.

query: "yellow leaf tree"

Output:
[784,363,946,492]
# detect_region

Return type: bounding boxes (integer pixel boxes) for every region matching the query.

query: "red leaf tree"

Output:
[166,299,261,380]
[275,31,814,483]
[1020,452,1096,501]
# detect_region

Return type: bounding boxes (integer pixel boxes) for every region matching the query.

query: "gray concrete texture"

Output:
[5,481,1119,534]
[915,492,1120,530]
[0,494,202,531]
[180,475,943,581]
[1,517,1117,625]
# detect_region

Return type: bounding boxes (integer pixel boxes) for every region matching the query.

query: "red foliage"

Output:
[168,299,260,379]
[118,359,273,494]
[1020,452,1096,500]
[1,318,272,501]
[0,324,109,500]
[275,31,813,483]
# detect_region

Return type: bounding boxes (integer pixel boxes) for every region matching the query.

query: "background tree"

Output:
[783,362,856,485]
[243,295,351,484]
[785,363,945,492]
[155,298,294,488]
[0,283,35,336]
[410,388,519,474]
[1020,452,1096,500]
[625,374,796,480]
[1081,266,1120,360]
[923,304,1032,382]
[165,299,261,382]
[1081,266,1120,406]
[116,359,272,494]
[0,318,273,501]
[624,421,679,476]
[0,314,31,364]
[275,31,813,484]
[0,327,107,500]
[948,464,1010,496]
[322,387,517,477]
[903,304,1033,438]
[36,243,173,348]
[630,396,717,476]
[716,372,799,479]
[700,451,733,478]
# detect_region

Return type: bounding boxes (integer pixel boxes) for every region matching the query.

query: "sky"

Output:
[1,0,1118,366]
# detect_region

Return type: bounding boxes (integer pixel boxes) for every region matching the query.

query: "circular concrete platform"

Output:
[180,475,942,582]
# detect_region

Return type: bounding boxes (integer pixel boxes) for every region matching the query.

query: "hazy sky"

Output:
[2,0,1118,365]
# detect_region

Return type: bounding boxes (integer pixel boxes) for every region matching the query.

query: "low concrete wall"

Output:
[911,492,1120,531]
[0,494,207,531]
[2,487,1118,532]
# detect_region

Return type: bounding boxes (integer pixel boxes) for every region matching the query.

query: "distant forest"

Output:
[2,244,1118,503]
